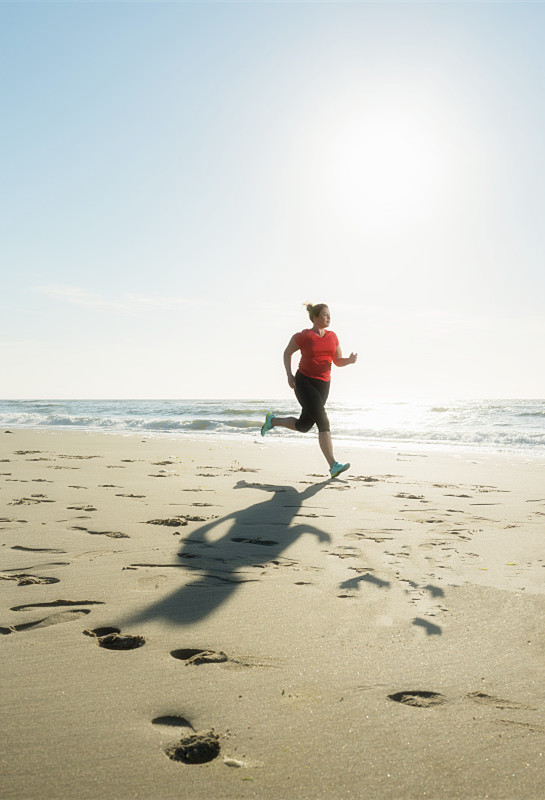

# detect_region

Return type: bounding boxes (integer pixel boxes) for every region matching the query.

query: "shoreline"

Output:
[2,428,545,799]
[2,396,544,460]
[4,423,545,463]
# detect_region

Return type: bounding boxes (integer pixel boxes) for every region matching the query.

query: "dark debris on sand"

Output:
[165,731,220,764]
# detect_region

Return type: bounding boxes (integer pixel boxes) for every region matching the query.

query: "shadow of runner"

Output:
[412,617,442,636]
[339,574,391,591]
[125,479,331,626]
[337,576,443,635]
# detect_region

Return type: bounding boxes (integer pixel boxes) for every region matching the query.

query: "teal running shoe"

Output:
[330,461,350,478]
[261,412,275,437]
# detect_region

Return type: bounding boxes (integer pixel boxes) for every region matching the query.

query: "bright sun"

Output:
[320,91,449,234]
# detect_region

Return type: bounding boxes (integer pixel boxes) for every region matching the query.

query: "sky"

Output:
[1,0,545,401]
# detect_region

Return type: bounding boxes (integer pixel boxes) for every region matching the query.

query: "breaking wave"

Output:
[0,398,544,455]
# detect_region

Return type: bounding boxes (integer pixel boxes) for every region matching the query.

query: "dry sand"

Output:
[1,428,545,799]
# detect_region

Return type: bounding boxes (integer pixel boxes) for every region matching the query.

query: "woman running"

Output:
[261,303,357,478]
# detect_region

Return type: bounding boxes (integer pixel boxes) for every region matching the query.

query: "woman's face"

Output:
[315,307,331,328]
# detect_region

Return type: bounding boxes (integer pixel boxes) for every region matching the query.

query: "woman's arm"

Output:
[333,345,358,367]
[283,336,300,389]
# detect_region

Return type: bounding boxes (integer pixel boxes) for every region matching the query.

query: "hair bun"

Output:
[304,302,328,322]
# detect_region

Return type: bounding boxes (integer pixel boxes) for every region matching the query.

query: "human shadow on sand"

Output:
[338,574,444,635]
[125,479,331,626]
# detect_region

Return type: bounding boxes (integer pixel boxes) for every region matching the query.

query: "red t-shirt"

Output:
[293,329,339,382]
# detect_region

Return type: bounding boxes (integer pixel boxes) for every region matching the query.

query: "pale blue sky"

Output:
[2,1,544,399]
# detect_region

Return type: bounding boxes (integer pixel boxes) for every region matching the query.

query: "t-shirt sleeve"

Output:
[332,332,339,350]
[293,330,305,349]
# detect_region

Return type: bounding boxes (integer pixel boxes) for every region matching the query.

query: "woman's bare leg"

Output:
[318,431,335,468]
[271,416,298,431]
[272,420,335,467]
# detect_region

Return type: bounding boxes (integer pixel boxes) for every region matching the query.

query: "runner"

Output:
[261,303,358,478]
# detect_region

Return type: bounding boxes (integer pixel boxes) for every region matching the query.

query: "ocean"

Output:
[1,398,544,456]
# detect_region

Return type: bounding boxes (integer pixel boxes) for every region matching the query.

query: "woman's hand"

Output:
[287,374,296,390]
[334,346,358,367]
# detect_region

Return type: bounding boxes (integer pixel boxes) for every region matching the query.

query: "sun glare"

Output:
[320,92,448,234]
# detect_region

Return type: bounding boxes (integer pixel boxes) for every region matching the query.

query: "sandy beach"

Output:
[1,428,545,799]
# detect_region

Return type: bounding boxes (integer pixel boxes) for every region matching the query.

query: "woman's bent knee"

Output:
[316,413,330,433]
[295,421,314,433]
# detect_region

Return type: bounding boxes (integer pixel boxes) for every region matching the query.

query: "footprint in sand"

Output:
[58,455,100,461]
[388,690,447,707]
[170,647,267,670]
[152,714,194,731]
[11,599,104,612]
[83,626,146,650]
[83,625,120,636]
[151,716,220,764]
[0,573,60,586]
[72,525,130,539]
[165,732,220,764]
[229,464,259,474]
[171,647,228,665]
[0,609,91,634]
[146,517,189,528]
[466,691,532,710]
[9,495,55,505]
[326,548,359,560]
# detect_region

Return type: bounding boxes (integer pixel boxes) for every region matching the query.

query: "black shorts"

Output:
[294,370,330,433]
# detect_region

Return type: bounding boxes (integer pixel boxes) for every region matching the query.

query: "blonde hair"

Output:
[304,302,328,322]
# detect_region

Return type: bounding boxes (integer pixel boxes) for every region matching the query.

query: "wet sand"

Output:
[1,428,545,799]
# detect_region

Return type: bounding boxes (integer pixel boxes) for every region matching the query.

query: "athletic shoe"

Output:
[330,461,350,478]
[261,412,275,437]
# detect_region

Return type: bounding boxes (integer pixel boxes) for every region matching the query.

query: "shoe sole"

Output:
[261,413,274,437]
[330,463,350,478]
